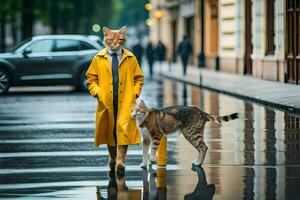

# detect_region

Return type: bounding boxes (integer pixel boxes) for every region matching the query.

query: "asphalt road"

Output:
[1,77,300,200]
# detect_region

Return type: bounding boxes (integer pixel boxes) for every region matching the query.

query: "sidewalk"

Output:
[156,62,300,114]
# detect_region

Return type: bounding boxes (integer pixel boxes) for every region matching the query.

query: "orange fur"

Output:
[103,26,127,52]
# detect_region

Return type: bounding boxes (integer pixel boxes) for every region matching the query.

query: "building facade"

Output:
[149,0,299,84]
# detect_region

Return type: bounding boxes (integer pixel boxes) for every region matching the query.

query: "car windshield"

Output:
[8,38,32,53]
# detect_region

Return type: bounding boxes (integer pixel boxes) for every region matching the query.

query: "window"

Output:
[30,40,54,53]
[80,41,96,50]
[54,39,80,52]
[9,38,32,53]
[266,0,275,55]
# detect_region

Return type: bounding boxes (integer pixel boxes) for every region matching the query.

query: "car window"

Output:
[54,40,80,52]
[8,38,32,53]
[80,41,96,50]
[30,40,54,53]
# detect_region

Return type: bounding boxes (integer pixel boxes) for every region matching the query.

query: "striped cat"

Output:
[132,100,238,166]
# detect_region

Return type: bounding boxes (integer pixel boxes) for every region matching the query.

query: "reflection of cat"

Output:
[184,166,215,200]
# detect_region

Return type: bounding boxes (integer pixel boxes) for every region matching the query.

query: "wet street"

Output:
[0,76,300,200]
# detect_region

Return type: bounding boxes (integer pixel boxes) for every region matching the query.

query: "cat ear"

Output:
[119,26,127,34]
[103,26,110,36]
[140,99,146,108]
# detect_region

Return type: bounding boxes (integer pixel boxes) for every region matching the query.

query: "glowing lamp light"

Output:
[154,9,165,21]
[92,24,101,32]
[145,3,153,11]
[145,18,153,26]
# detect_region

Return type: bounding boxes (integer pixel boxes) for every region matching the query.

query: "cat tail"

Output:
[206,113,238,124]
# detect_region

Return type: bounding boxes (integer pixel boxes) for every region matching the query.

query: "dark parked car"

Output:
[0,35,102,94]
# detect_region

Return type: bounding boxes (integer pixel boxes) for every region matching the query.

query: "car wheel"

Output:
[78,69,88,91]
[0,68,11,95]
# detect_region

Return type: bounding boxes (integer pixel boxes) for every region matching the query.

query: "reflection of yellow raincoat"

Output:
[86,48,144,147]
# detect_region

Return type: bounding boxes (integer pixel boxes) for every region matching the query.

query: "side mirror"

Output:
[22,47,32,57]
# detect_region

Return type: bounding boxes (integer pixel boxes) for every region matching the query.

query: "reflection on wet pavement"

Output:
[165,80,300,200]
[96,171,141,200]
[184,166,215,199]
[0,77,300,199]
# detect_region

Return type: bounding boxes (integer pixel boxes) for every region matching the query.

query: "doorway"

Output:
[204,0,219,70]
[184,16,194,64]
[286,0,300,84]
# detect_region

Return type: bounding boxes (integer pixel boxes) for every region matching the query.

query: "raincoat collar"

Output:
[97,48,134,58]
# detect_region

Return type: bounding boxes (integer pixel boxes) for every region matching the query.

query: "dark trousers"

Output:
[148,61,153,77]
[113,95,118,144]
[181,56,189,75]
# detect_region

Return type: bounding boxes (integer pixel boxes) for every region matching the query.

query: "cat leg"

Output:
[149,135,162,163]
[141,135,150,168]
[187,132,208,166]
[107,145,117,170]
[193,141,208,166]
[149,143,157,163]
[116,145,128,173]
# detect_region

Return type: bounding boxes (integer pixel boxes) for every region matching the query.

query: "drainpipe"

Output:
[215,55,220,71]
[198,0,205,67]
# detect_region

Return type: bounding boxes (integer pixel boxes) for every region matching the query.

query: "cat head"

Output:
[103,26,127,53]
[131,99,148,121]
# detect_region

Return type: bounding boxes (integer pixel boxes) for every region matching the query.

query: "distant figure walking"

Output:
[177,35,192,75]
[132,40,143,66]
[155,40,166,63]
[146,40,155,77]
[155,41,167,73]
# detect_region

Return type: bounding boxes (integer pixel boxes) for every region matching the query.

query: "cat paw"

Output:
[149,156,157,163]
[192,161,202,166]
[140,162,147,169]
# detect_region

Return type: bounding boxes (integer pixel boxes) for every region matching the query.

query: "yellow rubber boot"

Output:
[157,136,167,166]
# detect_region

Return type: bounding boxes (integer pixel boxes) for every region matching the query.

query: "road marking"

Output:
[0,180,142,190]
[0,123,94,131]
[0,138,94,144]
[0,165,180,175]
[0,137,177,144]
[0,150,140,158]
[0,148,179,158]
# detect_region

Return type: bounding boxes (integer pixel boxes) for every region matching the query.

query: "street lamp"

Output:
[153,6,165,41]
[145,3,153,11]
[153,7,165,20]
[145,18,153,27]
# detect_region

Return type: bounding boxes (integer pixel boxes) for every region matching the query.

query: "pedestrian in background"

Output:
[177,35,192,75]
[155,40,166,63]
[132,39,143,67]
[155,40,167,73]
[146,40,155,78]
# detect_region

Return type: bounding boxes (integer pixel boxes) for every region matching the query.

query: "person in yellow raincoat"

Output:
[86,26,144,173]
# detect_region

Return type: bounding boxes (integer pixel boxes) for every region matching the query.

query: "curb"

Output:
[160,73,300,115]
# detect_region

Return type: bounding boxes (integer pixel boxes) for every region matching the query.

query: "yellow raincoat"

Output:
[86,48,144,147]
